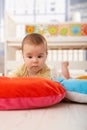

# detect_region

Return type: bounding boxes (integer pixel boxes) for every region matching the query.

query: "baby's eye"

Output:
[38,55,43,58]
[28,56,32,58]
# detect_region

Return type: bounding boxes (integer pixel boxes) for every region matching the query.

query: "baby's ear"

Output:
[22,54,24,59]
[46,51,48,55]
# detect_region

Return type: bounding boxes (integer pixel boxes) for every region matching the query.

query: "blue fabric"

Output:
[54,78,87,94]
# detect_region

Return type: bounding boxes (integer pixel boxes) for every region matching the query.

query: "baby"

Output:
[9,33,70,80]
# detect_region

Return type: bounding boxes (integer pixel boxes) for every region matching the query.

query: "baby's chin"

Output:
[31,66,40,70]
[29,67,41,74]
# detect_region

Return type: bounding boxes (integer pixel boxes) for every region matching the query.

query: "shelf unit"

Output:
[4,37,87,76]
[4,13,87,76]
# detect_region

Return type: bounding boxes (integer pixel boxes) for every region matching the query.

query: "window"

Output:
[5,0,69,23]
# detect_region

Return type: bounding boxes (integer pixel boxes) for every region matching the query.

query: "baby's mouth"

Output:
[32,65,38,67]
[31,66,39,69]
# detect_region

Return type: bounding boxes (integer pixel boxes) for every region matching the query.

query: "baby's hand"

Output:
[62,61,69,67]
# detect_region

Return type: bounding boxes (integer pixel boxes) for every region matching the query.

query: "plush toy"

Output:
[0,76,66,110]
[55,77,87,103]
[76,75,87,79]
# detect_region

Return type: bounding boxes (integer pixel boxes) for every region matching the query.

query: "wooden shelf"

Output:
[6,39,87,50]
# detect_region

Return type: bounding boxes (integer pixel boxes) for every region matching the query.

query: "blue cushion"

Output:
[54,78,87,103]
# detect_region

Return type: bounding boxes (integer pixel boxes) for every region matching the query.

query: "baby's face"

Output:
[23,43,47,75]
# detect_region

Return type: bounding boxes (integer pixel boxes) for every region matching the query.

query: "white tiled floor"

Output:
[0,102,87,130]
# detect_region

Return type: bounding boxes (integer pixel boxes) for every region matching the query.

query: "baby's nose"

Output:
[32,57,38,62]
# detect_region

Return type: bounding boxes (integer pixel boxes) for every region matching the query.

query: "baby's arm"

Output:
[61,61,70,79]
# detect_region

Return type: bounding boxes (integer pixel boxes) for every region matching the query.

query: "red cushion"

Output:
[0,76,66,110]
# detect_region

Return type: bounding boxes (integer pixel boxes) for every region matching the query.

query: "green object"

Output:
[60,28,68,35]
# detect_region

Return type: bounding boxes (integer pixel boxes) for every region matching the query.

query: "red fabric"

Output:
[0,76,65,98]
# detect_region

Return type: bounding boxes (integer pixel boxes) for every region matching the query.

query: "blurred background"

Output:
[0,0,87,75]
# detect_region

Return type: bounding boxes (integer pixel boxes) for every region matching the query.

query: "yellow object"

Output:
[76,75,87,80]
[9,64,52,80]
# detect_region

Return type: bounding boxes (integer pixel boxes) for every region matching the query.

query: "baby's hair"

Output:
[22,33,47,52]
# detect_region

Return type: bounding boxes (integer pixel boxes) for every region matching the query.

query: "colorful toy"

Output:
[0,76,66,110]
